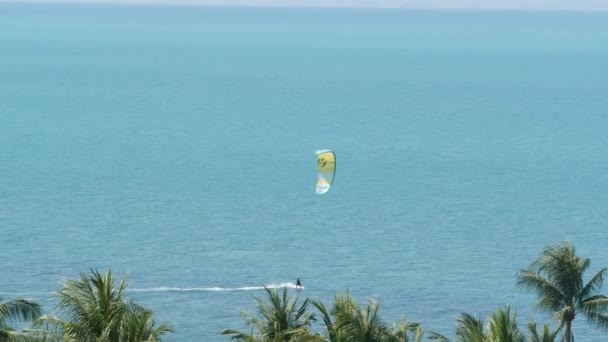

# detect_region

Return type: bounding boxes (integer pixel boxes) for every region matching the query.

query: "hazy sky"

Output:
[5,0,608,11]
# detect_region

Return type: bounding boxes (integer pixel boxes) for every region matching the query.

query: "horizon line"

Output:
[3,0,608,12]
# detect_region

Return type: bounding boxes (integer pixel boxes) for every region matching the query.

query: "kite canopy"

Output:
[315,150,336,194]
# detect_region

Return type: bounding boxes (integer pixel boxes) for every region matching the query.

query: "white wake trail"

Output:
[130,282,303,293]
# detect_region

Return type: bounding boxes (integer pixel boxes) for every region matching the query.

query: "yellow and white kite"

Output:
[315,150,336,195]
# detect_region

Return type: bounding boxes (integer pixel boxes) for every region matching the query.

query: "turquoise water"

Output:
[1,3,608,340]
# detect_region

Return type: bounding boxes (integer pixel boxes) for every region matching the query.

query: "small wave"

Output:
[130,282,303,293]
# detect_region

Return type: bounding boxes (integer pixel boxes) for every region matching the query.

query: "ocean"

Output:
[1,3,608,340]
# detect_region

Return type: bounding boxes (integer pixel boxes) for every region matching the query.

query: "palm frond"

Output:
[39,268,172,342]
[455,312,485,342]
[427,332,450,342]
[580,269,607,303]
[486,305,524,342]
[583,311,608,330]
[516,270,566,313]
[227,287,314,341]
[310,299,337,341]
[527,318,561,342]
[581,295,608,314]
[0,298,42,325]
[220,329,258,341]
[390,318,423,342]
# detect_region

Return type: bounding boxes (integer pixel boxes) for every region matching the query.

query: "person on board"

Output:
[296,278,302,290]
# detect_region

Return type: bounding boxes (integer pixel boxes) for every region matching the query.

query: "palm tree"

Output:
[310,299,338,342]
[527,319,561,342]
[485,306,525,342]
[311,290,357,342]
[36,268,173,342]
[340,299,391,342]
[312,290,400,342]
[222,287,316,341]
[388,319,423,342]
[0,296,42,341]
[428,312,485,342]
[516,241,608,342]
[428,306,523,342]
[117,301,174,342]
[454,313,485,342]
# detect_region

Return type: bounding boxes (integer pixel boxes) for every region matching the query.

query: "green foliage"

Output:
[222,287,316,341]
[388,319,423,342]
[3,241,606,342]
[527,319,561,342]
[0,296,42,342]
[339,298,391,341]
[454,313,485,342]
[485,306,525,342]
[36,268,173,342]
[225,288,424,342]
[517,242,608,342]
[291,290,424,342]
[429,306,524,342]
[318,290,362,342]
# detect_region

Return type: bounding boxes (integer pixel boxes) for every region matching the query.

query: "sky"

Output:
[4,0,608,11]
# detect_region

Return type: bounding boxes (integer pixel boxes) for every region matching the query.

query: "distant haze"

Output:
[5,0,608,11]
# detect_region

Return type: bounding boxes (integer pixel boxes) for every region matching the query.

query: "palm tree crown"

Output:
[222,287,316,341]
[37,268,173,342]
[312,290,421,342]
[429,306,524,342]
[516,241,608,342]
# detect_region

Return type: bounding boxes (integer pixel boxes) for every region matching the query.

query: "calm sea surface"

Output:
[1,3,608,340]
